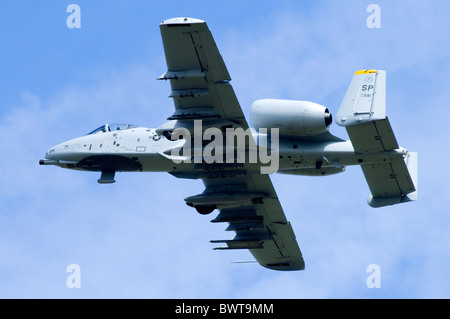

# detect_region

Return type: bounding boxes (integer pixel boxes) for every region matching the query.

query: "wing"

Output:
[160,18,304,270]
[185,172,305,271]
[159,17,247,128]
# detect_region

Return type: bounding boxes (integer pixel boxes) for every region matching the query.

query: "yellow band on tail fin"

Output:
[354,69,377,75]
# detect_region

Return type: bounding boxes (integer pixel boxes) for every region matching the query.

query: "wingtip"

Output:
[263,259,305,271]
[160,17,205,25]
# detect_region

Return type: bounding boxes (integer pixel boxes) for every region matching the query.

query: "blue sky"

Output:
[1,0,449,298]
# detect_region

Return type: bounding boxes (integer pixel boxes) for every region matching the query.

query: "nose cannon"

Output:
[39,159,60,166]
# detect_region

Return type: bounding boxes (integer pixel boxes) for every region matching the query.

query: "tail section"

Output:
[337,70,418,207]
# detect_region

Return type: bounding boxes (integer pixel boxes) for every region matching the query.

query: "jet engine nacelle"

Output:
[250,99,332,137]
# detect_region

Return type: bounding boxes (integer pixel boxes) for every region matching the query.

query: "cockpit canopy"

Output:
[87,124,138,135]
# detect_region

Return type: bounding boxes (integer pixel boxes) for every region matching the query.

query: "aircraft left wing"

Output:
[183,171,305,271]
[159,18,304,270]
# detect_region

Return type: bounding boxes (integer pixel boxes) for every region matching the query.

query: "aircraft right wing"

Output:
[158,17,248,129]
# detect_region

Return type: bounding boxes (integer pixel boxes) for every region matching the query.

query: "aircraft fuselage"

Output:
[40,124,407,183]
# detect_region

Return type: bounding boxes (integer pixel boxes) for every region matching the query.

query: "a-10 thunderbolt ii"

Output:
[40,17,418,271]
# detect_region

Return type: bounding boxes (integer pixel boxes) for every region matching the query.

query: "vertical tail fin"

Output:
[336,70,386,127]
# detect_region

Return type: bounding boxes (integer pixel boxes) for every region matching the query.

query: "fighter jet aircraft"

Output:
[40,17,418,271]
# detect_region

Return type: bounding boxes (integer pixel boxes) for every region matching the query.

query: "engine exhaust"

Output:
[324,108,332,127]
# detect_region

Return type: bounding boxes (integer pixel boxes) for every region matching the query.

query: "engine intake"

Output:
[250,99,332,137]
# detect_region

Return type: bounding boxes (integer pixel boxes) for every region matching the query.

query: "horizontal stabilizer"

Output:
[346,117,399,153]
[366,152,418,208]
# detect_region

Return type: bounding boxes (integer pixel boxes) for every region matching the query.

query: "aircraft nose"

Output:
[39,140,82,167]
[40,140,71,164]
[45,147,56,159]
[39,146,60,166]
